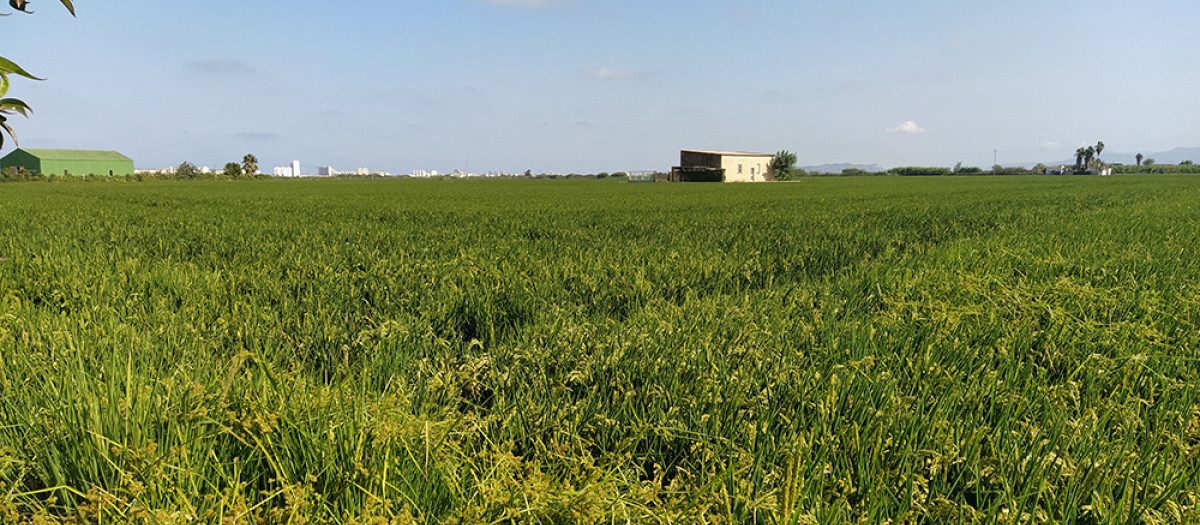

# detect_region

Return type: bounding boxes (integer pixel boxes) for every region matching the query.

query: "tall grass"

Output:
[2,175,1199,523]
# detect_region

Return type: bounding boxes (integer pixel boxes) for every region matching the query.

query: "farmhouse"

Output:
[670,150,775,182]
[1,148,135,177]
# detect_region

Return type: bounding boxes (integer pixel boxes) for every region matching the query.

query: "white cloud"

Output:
[886,120,926,134]
[1041,141,1061,149]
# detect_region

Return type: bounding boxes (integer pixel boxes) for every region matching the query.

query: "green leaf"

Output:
[0,73,8,99]
[0,98,32,117]
[0,117,14,148]
[58,0,74,16]
[0,56,42,80]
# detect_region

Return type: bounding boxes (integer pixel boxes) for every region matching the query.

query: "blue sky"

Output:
[4,0,1198,173]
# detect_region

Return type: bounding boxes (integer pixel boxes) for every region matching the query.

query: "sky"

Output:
[3,0,1198,174]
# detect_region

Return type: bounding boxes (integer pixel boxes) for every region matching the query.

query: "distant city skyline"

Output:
[4,0,1198,174]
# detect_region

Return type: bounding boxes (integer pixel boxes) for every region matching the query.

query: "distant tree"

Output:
[523,169,532,177]
[1143,157,1155,166]
[1095,141,1105,160]
[892,167,952,176]
[1084,146,1095,169]
[1033,163,1047,173]
[772,150,797,181]
[177,161,200,179]
[242,154,258,176]
[1075,147,1086,171]
[1182,160,1195,165]
[951,162,983,175]
[596,172,608,179]
[223,162,243,178]
[0,0,76,148]
[1136,153,1144,166]
[611,171,627,180]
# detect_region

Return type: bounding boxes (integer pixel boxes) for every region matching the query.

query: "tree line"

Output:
[1113,161,1200,174]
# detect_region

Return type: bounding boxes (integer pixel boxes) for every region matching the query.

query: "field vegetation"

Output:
[1114,163,1200,175]
[2,175,1200,523]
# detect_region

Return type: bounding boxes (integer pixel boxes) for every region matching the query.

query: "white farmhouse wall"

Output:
[720,154,774,182]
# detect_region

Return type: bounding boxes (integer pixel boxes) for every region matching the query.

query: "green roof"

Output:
[17,148,132,162]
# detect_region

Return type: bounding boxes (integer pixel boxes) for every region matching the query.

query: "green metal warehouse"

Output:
[1,148,134,177]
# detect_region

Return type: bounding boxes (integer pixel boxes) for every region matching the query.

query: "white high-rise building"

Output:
[273,166,292,177]
[317,166,335,176]
[291,160,301,177]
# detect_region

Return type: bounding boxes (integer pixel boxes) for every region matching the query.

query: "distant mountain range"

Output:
[800,163,885,174]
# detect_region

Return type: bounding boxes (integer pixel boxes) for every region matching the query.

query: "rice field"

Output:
[2,175,1200,523]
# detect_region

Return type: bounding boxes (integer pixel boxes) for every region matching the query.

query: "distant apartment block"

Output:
[317,166,336,176]
[135,167,175,175]
[273,160,302,177]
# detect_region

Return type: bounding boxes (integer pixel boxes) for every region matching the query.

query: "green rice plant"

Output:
[1,175,1200,522]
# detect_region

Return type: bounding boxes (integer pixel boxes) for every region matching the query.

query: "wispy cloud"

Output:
[1041,141,1061,149]
[189,57,256,76]
[584,67,646,80]
[886,120,926,134]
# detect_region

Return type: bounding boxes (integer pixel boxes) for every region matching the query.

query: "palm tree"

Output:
[242,154,258,176]
[1136,153,1144,166]
[1084,146,1095,170]
[1075,147,1086,171]
[1095,141,1104,159]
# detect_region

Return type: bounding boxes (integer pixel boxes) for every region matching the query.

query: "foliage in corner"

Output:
[0,0,76,148]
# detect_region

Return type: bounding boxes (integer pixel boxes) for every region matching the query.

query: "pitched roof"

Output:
[16,148,132,161]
